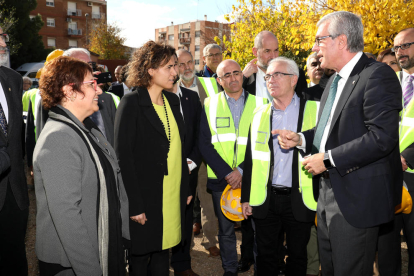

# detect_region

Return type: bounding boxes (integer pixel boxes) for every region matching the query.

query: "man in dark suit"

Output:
[241,57,315,275]
[169,76,202,276]
[303,68,335,101]
[275,11,402,275]
[242,31,307,102]
[0,27,30,275]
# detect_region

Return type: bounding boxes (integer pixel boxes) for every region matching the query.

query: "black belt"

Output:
[321,171,330,179]
[271,187,291,195]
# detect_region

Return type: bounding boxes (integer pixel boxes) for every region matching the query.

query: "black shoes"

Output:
[237,258,255,273]
[223,272,238,276]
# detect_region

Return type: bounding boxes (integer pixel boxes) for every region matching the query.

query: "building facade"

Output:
[30,0,107,50]
[155,18,231,71]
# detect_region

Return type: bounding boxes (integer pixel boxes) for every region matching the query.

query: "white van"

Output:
[16,62,45,80]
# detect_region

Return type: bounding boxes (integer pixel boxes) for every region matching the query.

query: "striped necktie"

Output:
[312,74,341,154]
[403,75,414,109]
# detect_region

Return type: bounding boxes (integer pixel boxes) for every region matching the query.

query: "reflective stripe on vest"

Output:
[400,97,414,173]
[249,103,272,206]
[105,92,120,108]
[30,90,41,141]
[204,92,267,179]
[198,77,219,97]
[298,101,319,210]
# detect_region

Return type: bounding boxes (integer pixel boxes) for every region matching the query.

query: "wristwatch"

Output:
[323,151,333,170]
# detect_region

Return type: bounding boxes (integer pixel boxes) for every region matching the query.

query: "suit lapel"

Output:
[138,88,168,141]
[195,77,207,104]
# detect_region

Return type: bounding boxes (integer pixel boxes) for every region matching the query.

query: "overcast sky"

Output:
[107,0,238,48]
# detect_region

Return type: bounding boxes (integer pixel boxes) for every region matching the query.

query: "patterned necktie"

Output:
[403,75,414,109]
[0,102,8,137]
[312,74,342,154]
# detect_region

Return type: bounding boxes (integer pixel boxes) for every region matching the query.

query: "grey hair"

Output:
[23,76,32,85]
[203,44,222,57]
[306,52,318,68]
[317,11,364,53]
[254,31,278,49]
[268,57,299,77]
[62,48,91,58]
[177,49,193,59]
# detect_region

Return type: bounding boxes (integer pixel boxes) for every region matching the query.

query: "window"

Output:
[168,35,174,40]
[29,15,35,20]
[195,46,200,52]
[195,31,200,38]
[47,38,56,47]
[46,0,54,7]
[69,39,77,48]
[47,18,55,27]
[195,60,199,65]
[92,6,100,19]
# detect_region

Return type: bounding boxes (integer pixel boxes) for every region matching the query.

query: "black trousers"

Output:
[403,172,414,276]
[0,183,28,276]
[240,217,255,261]
[171,199,194,272]
[377,214,403,276]
[254,192,311,276]
[130,249,169,276]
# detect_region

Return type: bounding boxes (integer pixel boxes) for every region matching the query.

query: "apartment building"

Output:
[155,17,231,71]
[30,0,107,50]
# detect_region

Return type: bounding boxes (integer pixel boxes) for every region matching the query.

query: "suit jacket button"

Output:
[346,170,350,173]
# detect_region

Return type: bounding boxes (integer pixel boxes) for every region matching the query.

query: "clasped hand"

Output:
[225,168,242,189]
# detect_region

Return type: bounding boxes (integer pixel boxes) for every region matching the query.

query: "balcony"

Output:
[180,28,190,32]
[180,37,191,44]
[67,9,82,16]
[92,13,105,19]
[68,28,82,36]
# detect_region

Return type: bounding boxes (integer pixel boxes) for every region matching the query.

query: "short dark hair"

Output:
[119,65,128,83]
[40,56,92,110]
[127,41,176,88]
[377,48,395,62]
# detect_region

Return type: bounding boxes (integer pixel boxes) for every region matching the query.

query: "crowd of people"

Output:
[0,9,413,276]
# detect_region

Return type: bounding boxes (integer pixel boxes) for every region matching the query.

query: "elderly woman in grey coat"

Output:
[33,56,129,276]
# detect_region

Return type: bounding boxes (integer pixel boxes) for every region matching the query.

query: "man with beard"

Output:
[242,31,307,102]
[0,27,30,275]
[199,59,267,276]
[307,53,324,87]
[388,27,414,275]
[176,49,221,258]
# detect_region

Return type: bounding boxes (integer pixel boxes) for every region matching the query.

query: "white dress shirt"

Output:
[299,51,363,166]
[256,69,272,102]
[0,82,9,122]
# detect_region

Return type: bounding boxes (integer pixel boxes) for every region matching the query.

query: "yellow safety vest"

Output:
[249,101,319,210]
[204,92,267,179]
[22,88,38,124]
[198,77,219,97]
[105,92,120,108]
[400,96,414,173]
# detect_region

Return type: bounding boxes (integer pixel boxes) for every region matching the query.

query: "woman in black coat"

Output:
[114,41,192,276]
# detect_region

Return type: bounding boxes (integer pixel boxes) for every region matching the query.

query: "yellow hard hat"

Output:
[46,49,64,63]
[395,186,412,214]
[220,185,244,221]
[35,68,42,79]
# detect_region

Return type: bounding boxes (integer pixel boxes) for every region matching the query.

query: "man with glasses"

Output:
[199,59,267,276]
[241,57,315,275]
[391,27,414,275]
[274,11,402,275]
[198,44,223,77]
[0,27,30,276]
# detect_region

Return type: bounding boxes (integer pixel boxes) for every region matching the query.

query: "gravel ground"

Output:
[25,188,409,276]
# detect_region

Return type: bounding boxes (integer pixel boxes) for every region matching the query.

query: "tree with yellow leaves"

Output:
[87,18,128,60]
[218,0,414,70]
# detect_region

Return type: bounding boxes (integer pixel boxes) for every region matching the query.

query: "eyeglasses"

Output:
[264,72,294,81]
[310,61,321,68]
[219,70,241,80]
[205,53,222,58]
[83,79,97,90]
[178,60,193,68]
[392,42,414,52]
[0,34,9,43]
[314,35,333,46]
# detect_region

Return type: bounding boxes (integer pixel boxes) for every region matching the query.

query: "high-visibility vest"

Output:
[249,101,319,209]
[400,95,414,174]
[198,77,219,97]
[22,88,38,123]
[30,90,41,140]
[105,92,120,108]
[204,92,267,179]
[298,101,319,210]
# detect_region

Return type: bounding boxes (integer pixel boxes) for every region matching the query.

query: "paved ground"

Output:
[25,188,409,276]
